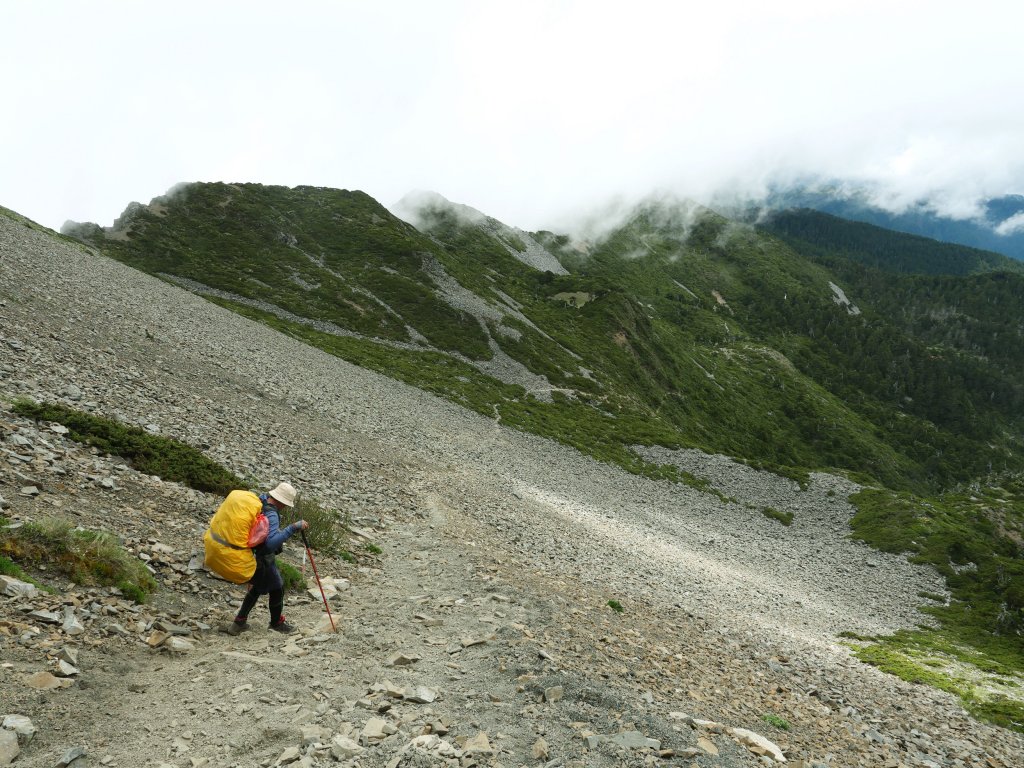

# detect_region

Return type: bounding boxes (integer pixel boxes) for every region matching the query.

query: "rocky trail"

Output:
[1,213,1023,767]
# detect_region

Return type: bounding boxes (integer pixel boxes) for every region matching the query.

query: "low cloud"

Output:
[995,212,1024,237]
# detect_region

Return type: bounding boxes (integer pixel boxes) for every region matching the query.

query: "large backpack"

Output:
[203,490,267,583]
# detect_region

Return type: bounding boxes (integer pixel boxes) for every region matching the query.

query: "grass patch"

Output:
[607,599,624,613]
[848,630,1024,733]
[762,507,794,526]
[761,714,790,731]
[278,561,305,592]
[362,542,382,555]
[853,643,967,694]
[0,518,156,602]
[0,554,37,585]
[12,399,243,494]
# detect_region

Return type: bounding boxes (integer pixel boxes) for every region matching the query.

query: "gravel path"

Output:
[1,213,1021,767]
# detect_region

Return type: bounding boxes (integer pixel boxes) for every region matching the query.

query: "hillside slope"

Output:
[4,209,1023,763]
[62,184,1024,493]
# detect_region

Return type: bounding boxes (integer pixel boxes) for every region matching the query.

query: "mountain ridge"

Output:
[743,185,1024,261]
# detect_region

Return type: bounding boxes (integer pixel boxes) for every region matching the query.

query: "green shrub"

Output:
[762,507,794,526]
[762,713,791,731]
[0,518,156,602]
[967,696,1024,732]
[12,400,243,494]
[278,495,349,555]
[607,599,624,613]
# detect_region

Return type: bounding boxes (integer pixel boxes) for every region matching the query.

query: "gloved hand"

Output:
[292,520,309,532]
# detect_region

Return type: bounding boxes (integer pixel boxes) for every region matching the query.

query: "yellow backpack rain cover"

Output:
[203,490,262,583]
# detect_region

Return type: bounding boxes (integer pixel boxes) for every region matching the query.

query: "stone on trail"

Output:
[330,735,364,759]
[55,660,80,677]
[0,575,38,598]
[462,732,494,755]
[697,736,719,756]
[25,671,73,690]
[273,745,301,765]
[608,730,661,750]
[62,607,85,636]
[405,686,437,704]
[728,727,787,762]
[386,651,421,666]
[372,679,405,698]
[146,630,171,648]
[56,746,86,766]
[313,613,338,633]
[0,730,18,767]
[164,636,195,652]
[28,610,61,624]
[531,736,549,759]
[360,717,392,744]
[409,735,459,757]
[1,715,36,746]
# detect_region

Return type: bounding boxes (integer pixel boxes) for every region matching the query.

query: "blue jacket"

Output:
[260,493,299,553]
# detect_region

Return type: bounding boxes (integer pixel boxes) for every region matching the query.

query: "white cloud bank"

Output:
[2,0,1022,233]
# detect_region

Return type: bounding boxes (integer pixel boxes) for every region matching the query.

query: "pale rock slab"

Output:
[1,716,36,746]
[0,575,37,598]
[728,727,787,762]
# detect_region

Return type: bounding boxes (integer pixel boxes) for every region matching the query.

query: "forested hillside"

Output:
[63,184,1024,493]
[752,188,1024,261]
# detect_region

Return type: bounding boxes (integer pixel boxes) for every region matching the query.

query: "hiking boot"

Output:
[223,620,250,636]
[269,618,296,634]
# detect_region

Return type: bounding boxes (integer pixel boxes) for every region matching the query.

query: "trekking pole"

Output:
[300,530,336,633]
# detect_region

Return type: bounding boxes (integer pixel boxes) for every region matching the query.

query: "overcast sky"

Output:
[3,0,1023,233]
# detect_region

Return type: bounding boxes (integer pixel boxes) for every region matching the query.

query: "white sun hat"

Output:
[268,481,297,507]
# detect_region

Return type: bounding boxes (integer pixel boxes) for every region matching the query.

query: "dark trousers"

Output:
[235,551,284,625]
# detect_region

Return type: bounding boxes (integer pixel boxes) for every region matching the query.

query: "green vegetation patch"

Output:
[0,554,38,587]
[761,714,791,731]
[848,484,1024,731]
[762,507,794,526]
[278,561,306,593]
[850,486,1024,639]
[849,633,1024,733]
[13,400,244,494]
[278,495,350,557]
[0,518,157,602]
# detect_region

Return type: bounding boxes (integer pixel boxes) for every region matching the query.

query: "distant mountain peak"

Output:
[392,190,568,275]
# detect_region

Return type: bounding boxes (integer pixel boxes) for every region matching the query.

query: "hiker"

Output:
[225,481,308,635]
